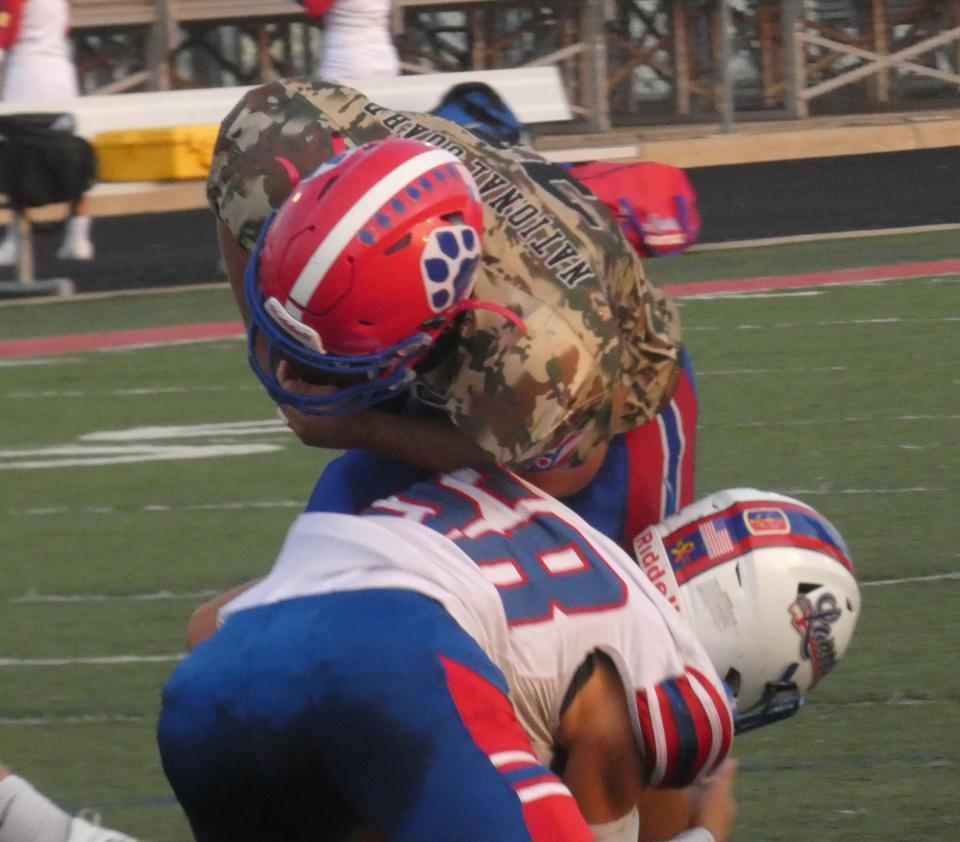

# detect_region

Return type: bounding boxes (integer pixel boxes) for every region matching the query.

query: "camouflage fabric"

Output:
[208,79,683,470]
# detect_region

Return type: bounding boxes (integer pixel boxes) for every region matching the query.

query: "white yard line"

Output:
[0,443,282,469]
[783,486,946,495]
[0,714,152,726]
[687,315,960,331]
[2,385,259,398]
[10,590,220,604]
[0,654,184,667]
[706,414,959,428]
[686,223,960,252]
[0,419,293,469]
[697,365,848,376]
[678,291,827,300]
[6,572,955,610]
[861,571,960,587]
[0,357,83,367]
[81,419,286,441]
[1,499,304,517]
[99,336,243,353]
[0,282,231,309]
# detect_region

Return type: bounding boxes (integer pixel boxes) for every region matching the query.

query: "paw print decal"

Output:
[420,224,481,312]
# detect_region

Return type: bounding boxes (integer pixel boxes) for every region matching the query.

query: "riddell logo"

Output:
[633,529,681,612]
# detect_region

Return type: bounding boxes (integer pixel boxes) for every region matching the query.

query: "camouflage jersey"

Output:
[208,79,683,471]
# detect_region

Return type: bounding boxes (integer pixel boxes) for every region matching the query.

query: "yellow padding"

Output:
[93,125,220,182]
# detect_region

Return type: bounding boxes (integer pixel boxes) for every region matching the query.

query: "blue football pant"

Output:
[157,590,592,842]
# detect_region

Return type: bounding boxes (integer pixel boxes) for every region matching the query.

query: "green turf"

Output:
[0,723,189,840]
[0,286,239,339]
[735,701,960,841]
[646,228,960,284]
[0,235,957,840]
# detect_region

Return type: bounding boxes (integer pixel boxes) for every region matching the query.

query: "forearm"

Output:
[186,578,264,650]
[0,774,139,842]
[361,411,494,473]
[635,786,697,841]
[218,219,252,327]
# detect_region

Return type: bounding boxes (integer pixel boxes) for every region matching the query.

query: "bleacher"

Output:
[4,0,957,298]
[71,0,305,28]
[0,62,575,296]
[0,67,572,140]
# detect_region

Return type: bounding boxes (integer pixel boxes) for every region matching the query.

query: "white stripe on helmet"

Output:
[287,147,465,310]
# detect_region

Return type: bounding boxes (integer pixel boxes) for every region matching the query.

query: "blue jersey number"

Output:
[391,472,626,625]
[452,515,626,625]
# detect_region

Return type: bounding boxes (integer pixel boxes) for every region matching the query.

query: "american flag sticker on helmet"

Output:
[699,518,734,559]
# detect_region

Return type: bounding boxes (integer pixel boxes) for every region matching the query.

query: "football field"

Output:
[1,230,958,841]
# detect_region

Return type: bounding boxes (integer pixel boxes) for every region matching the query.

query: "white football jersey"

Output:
[1,0,78,102]
[320,0,398,81]
[223,467,732,787]
[9,0,70,59]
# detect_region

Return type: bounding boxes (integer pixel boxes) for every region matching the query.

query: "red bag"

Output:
[568,161,701,257]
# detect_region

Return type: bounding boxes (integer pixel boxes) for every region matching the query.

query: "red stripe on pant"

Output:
[622,365,698,547]
[440,656,594,840]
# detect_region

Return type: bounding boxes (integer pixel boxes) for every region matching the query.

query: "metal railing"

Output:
[68,1,960,130]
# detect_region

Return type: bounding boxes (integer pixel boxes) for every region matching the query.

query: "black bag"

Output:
[431,82,527,147]
[0,112,97,210]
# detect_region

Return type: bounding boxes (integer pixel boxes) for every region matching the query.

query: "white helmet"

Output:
[633,488,860,733]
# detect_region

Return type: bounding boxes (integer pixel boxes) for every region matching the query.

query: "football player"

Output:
[297,0,399,83]
[211,81,697,549]
[158,469,859,841]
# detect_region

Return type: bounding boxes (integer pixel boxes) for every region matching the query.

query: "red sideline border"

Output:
[2,259,959,360]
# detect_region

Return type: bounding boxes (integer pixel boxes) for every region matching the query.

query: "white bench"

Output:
[0,67,572,140]
[0,67,572,297]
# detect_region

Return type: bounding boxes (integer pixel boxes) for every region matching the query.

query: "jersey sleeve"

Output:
[634,666,733,789]
[298,0,335,16]
[0,0,25,50]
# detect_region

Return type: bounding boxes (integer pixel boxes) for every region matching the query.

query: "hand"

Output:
[691,759,738,842]
[275,359,372,450]
[186,579,264,650]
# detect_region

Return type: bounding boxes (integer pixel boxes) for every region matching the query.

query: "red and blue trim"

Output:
[635,667,733,788]
[441,656,594,840]
[662,501,855,586]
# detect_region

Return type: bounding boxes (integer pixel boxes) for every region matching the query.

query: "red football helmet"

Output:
[245,138,485,414]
